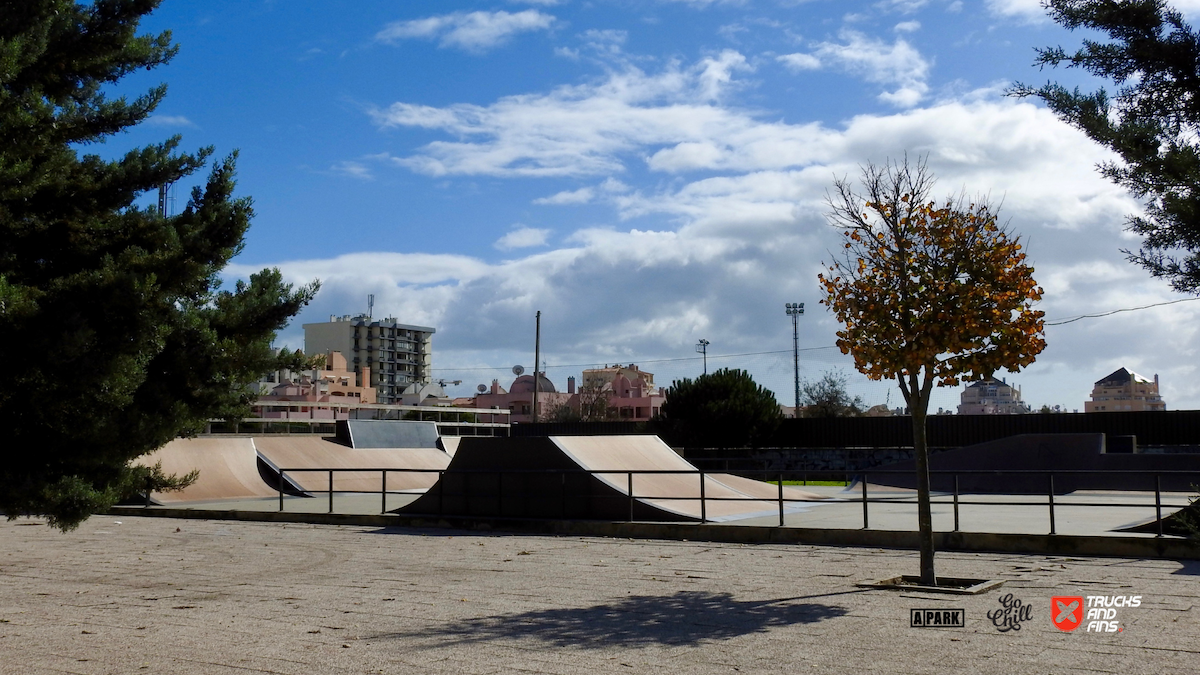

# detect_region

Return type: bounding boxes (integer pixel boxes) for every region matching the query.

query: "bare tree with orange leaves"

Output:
[819,157,1046,586]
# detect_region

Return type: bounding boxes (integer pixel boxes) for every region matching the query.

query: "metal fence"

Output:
[255,466,1199,538]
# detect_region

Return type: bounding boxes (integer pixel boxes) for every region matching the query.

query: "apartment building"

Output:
[1084,368,1166,412]
[304,315,435,405]
[957,376,1030,415]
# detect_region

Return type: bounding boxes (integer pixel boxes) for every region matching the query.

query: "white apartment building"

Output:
[1084,368,1166,412]
[304,315,435,405]
[957,376,1030,415]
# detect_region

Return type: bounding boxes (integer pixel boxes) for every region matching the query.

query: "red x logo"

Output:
[1052,596,1083,631]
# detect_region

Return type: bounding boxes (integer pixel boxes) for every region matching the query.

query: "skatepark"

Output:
[123,421,1200,553]
[6,421,1199,674]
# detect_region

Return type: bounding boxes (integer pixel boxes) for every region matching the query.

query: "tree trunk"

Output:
[912,402,936,586]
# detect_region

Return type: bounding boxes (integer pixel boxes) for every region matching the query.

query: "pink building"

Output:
[467,374,574,424]
[459,364,666,423]
[253,351,375,420]
[583,364,665,421]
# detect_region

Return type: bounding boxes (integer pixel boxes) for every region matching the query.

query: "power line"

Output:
[1045,296,1200,326]
[432,295,1200,374]
[430,345,841,372]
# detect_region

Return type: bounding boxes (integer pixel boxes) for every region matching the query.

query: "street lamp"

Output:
[785,302,804,416]
[695,339,710,375]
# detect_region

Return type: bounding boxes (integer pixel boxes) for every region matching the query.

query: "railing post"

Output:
[778,472,784,527]
[861,472,869,529]
[561,471,567,518]
[1155,474,1163,538]
[438,470,444,515]
[278,471,284,512]
[328,469,334,514]
[699,470,706,523]
[1048,473,1056,535]
[381,470,388,515]
[953,474,960,533]
[628,472,634,522]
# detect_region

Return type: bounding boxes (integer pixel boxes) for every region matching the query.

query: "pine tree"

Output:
[658,369,782,450]
[0,0,318,529]
[1012,0,1200,294]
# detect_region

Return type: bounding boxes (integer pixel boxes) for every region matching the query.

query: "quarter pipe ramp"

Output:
[396,435,826,522]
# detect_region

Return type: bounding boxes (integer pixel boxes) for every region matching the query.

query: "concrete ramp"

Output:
[253,436,449,493]
[708,472,825,503]
[135,438,282,503]
[397,435,820,522]
[335,420,440,449]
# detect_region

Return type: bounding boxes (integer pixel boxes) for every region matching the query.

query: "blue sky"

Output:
[112,0,1200,410]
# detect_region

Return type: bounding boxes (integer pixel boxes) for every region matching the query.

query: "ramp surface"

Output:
[708,472,825,503]
[336,420,440,449]
[253,436,449,493]
[397,435,822,522]
[135,438,279,503]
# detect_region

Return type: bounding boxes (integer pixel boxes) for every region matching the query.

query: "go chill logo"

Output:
[1052,595,1141,633]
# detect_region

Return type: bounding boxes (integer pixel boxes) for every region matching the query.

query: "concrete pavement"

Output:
[2,515,1197,674]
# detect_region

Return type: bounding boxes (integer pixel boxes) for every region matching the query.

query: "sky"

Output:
[109,0,1200,411]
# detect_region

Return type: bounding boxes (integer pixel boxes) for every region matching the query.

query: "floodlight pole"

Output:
[695,339,710,375]
[786,302,804,416]
[533,310,541,423]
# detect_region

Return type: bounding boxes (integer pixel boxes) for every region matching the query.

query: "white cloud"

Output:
[776,52,821,71]
[582,29,627,44]
[368,51,757,177]
[311,75,1200,408]
[985,0,1200,22]
[876,0,928,13]
[495,227,552,249]
[659,0,749,7]
[984,0,1047,22]
[894,20,921,33]
[376,10,555,52]
[534,187,595,204]
[146,115,197,128]
[785,30,931,107]
[331,161,373,180]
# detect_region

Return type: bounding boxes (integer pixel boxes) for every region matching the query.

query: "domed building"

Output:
[508,373,558,394]
[466,373,575,423]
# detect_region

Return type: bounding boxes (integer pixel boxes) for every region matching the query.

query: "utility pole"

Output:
[157,182,174,217]
[695,339,709,375]
[785,303,805,416]
[532,310,541,423]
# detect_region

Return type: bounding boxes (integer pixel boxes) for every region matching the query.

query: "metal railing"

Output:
[258,467,1199,538]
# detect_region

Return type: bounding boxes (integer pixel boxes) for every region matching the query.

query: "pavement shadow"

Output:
[1171,559,1200,576]
[371,590,847,648]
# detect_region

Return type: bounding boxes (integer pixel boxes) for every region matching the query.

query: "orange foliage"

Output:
[818,166,1046,398]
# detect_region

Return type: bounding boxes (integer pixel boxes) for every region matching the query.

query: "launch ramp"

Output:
[397,435,824,522]
[254,436,449,493]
